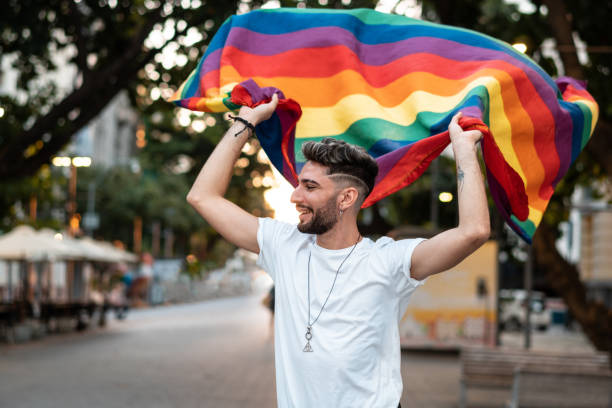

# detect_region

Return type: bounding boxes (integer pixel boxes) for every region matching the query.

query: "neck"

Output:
[315,217,361,250]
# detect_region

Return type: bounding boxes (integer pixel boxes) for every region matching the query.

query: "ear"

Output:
[337,186,359,211]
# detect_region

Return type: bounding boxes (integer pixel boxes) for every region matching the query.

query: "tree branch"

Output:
[3,48,158,179]
[586,118,612,176]
[541,0,583,78]
[0,8,165,179]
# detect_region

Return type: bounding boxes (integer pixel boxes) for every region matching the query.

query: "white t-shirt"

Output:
[256,217,425,408]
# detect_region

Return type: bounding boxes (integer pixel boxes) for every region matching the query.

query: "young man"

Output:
[187,94,490,407]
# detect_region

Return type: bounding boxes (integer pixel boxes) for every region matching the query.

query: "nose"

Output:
[290,185,301,204]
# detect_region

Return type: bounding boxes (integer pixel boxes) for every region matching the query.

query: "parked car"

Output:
[499,289,551,331]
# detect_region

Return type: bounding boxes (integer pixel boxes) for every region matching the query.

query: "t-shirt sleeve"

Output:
[379,237,427,298]
[256,217,294,282]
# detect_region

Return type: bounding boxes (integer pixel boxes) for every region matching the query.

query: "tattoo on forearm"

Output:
[457,166,465,193]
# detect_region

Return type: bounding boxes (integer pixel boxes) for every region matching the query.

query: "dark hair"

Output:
[301,138,378,202]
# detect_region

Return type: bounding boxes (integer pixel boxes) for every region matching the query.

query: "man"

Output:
[187,93,490,407]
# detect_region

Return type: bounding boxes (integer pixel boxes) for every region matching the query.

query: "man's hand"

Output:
[448,112,483,149]
[239,93,279,126]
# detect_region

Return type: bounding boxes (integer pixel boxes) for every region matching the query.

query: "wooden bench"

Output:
[509,367,612,408]
[459,346,611,408]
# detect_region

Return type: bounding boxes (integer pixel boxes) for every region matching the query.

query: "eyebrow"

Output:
[299,178,321,186]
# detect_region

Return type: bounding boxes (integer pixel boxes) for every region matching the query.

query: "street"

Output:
[0,294,469,408]
[1,292,597,408]
[0,295,277,408]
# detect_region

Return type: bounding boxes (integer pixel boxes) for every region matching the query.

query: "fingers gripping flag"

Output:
[169,8,598,243]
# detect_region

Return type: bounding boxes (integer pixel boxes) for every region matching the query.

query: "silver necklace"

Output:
[303,236,360,353]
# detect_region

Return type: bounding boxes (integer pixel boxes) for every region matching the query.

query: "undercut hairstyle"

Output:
[301,138,379,206]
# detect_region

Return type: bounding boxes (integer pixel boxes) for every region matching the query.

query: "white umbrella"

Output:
[0,226,138,263]
[0,226,78,261]
[58,235,113,262]
[59,235,137,263]
[37,229,83,260]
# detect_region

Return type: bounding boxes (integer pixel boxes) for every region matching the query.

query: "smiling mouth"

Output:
[296,206,312,221]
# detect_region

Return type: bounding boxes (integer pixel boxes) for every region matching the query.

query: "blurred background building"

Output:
[557,187,612,308]
[69,92,138,169]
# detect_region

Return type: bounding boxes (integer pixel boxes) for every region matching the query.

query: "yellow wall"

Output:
[400,241,498,347]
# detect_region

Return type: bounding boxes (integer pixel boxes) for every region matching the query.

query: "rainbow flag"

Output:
[170,8,598,243]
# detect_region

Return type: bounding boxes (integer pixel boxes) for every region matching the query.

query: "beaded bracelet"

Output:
[228,115,255,137]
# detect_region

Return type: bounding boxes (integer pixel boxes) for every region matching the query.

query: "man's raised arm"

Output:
[410,112,491,280]
[186,94,279,254]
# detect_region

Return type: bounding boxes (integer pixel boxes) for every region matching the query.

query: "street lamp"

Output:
[439,192,453,203]
[512,43,528,54]
[52,156,92,236]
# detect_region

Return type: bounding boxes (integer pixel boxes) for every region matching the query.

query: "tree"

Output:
[0,164,67,231]
[0,0,237,181]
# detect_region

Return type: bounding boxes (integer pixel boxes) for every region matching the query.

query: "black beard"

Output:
[297,196,338,235]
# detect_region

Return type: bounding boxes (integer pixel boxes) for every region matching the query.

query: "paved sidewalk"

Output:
[399,327,596,408]
[401,350,462,408]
